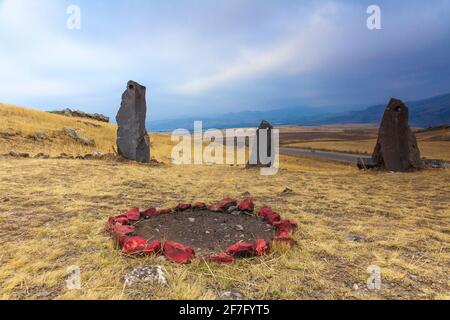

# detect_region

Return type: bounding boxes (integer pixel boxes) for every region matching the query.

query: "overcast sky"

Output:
[0,0,449,120]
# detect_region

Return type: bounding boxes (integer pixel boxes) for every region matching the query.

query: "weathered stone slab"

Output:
[372,98,423,172]
[247,120,274,167]
[116,81,150,163]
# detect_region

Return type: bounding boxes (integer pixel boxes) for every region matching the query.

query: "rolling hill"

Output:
[318,93,450,127]
[147,93,450,131]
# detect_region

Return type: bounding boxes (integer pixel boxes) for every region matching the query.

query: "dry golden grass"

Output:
[281,127,450,161]
[0,103,170,158]
[0,104,449,300]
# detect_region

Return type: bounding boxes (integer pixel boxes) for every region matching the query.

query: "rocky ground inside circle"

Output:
[134,209,275,257]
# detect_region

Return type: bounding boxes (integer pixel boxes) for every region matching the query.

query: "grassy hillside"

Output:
[0,103,172,162]
[0,103,449,300]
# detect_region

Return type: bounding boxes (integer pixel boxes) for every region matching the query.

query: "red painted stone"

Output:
[112,224,135,237]
[258,206,281,225]
[143,240,162,256]
[157,208,173,215]
[141,207,158,219]
[254,239,270,256]
[163,241,195,264]
[107,215,130,231]
[238,198,255,212]
[192,202,207,209]
[122,236,149,254]
[273,231,296,246]
[175,203,192,211]
[124,207,140,221]
[209,253,235,264]
[208,197,237,212]
[225,241,255,257]
[273,220,298,234]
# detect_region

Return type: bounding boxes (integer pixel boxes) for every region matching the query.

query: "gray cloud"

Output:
[0,0,449,119]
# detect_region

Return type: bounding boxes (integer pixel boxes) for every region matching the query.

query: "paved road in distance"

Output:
[279,147,372,164]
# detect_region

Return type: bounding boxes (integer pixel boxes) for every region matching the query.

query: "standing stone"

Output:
[247,120,274,167]
[116,81,150,163]
[372,98,423,172]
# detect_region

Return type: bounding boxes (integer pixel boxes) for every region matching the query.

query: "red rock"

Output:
[258,206,281,225]
[273,231,296,246]
[208,203,222,212]
[143,240,162,256]
[209,253,235,264]
[112,224,135,238]
[238,198,255,212]
[106,215,129,230]
[157,208,173,215]
[114,216,130,225]
[273,220,298,234]
[124,207,140,221]
[163,241,195,264]
[192,202,207,209]
[225,241,255,257]
[254,239,270,256]
[122,236,149,254]
[208,197,237,212]
[141,207,158,219]
[175,203,192,211]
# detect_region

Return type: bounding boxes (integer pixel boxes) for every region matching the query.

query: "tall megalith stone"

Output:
[371,98,423,172]
[247,120,274,167]
[116,80,150,163]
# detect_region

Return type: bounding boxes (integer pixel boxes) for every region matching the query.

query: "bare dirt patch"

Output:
[134,209,275,256]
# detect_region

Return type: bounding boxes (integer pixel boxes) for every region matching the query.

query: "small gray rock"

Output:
[281,187,294,195]
[124,266,167,287]
[84,151,103,160]
[348,234,366,243]
[227,206,238,213]
[220,289,244,300]
[30,132,48,142]
[63,128,95,146]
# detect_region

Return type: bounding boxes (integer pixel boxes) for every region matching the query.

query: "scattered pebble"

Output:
[236,225,244,231]
[188,218,195,223]
[348,234,366,243]
[220,289,244,300]
[227,206,238,213]
[281,187,294,194]
[155,256,167,262]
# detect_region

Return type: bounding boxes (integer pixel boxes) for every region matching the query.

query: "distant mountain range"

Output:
[147,93,450,131]
[315,93,450,128]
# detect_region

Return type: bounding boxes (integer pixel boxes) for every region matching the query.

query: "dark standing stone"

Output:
[247,120,274,167]
[116,81,150,163]
[372,98,423,172]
